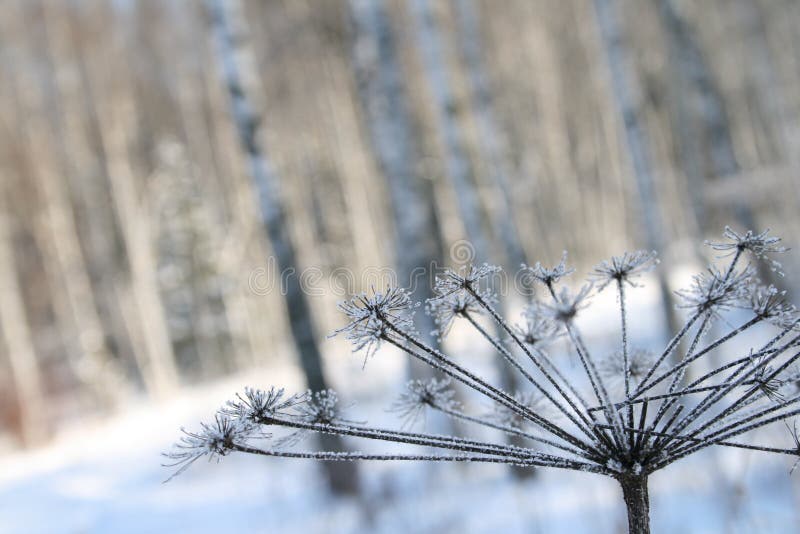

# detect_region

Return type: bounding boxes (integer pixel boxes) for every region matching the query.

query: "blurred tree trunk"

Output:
[593,0,679,343]
[71,1,180,399]
[51,2,142,394]
[9,0,127,408]
[172,26,251,374]
[658,0,786,295]
[100,98,181,399]
[453,0,529,274]
[407,0,490,260]
[207,0,358,495]
[0,185,47,445]
[733,0,800,207]
[197,14,269,371]
[656,0,707,239]
[657,0,758,233]
[408,0,522,396]
[349,0,443,352]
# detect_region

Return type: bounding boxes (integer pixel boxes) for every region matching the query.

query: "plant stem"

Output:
[619,475,650,534]
[618,280,635,449]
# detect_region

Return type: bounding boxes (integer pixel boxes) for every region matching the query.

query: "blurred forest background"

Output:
[1,0,800,462]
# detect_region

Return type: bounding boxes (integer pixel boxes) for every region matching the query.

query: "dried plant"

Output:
[165,228,800,533]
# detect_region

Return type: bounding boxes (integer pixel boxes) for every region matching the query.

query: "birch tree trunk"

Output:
[657,0,758,235]
[733,0,800,206]
[407,0,524,403]
[198,15,270,370]
[207,0,357,494]
[593,0,679,342]
[167,14,237,377]
[349,0,442,352]
[453,0,529,272]
[407,0,490,260]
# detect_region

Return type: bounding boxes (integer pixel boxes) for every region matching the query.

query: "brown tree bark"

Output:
[0,183,47,445]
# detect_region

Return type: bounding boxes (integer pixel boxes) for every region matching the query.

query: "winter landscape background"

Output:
[1,0,800,532]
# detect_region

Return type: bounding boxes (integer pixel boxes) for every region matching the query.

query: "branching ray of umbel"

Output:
[165,228,800,534]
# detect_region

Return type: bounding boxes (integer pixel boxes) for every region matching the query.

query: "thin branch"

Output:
[462,311,601,444]
[382,321,597,453]
[434,405,593,461]
[618,280,635,448]
[595,424,796,456]
[231,444,610,474]
[466,287,608,438]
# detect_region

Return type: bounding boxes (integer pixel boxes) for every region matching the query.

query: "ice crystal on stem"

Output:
[332,287,416,360]
[601,348,655,386]
[433,263,502,297]
[590,250,658,290]
[540,284,593,324]
[224,387,305,424]
[163,414,253,481]
[427,287,494,340]
[745,284,797,325]
[675,265,753,316]
[522,251,575,287]
[294,389,350,426]
[511,307,562,349]
[389,378,460,426]
[707,226,788,275]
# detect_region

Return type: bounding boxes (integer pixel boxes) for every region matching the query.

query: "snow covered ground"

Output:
[2,273,800,533]
[1,382,797,534]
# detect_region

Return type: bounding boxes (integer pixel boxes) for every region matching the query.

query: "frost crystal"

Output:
[744,284,797,325]
[294,389,349,426]
[390,378,460,425]
[511,307,562,348]
[523,251,575,287]
[675,265,753,316]
[163,414,252,481]
[489,391,543,430]
[225,386,306,423]
[433,263,503,297]
[706,227,787,275]
[426,287,494,340]
[332,287,416,361]
[277,389,359,447]
[747,354,785,402]
[540,284,593,324]
[600,348,655,385]
[589,250,658,290]
[606,459,623,473]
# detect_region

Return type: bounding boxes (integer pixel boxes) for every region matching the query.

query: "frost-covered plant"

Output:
[165,228,800,534]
